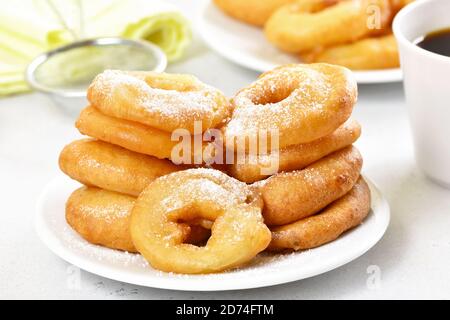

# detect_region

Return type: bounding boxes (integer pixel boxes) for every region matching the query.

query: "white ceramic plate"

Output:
[35,174,390,291]
[198,0,402,84]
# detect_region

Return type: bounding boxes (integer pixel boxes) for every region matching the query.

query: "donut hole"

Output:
[143,74,199,92]
[185,226,211,247]
[252,87,293,105]
[176,218,213,247]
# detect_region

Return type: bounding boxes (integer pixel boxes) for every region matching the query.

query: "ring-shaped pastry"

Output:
[88,70,231,133]
[302,34,399,70]
[76,106,218,163]
[223,64,357,150]
[268,177,371,251]
[213,0,294,26]
[255,146,362,226]
[59,139,182,196]
[265,0,393,53]
[229,119,361,183]
[130,168,271,274]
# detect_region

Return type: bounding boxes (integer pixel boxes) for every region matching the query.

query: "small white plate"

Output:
[35,174,390,291]
[198,0,402,84]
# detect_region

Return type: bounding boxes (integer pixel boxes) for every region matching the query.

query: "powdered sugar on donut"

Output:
[88,70,230,132]
[224,64,356,149]
[157,168,256,212]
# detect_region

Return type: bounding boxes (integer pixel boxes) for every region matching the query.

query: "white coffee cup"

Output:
[393,0,450,187]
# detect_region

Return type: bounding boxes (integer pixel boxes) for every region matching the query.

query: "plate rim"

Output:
[197,0,403,84]
[35,174,390,292]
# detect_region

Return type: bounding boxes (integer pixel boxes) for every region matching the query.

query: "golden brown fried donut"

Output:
[66,187,211,253]
[255,146,363,226]
[130,168,271,274]
[302,34,400,70]
[213,0,294,26]
[76,106,179,160]
[223,64,357,150]
[66,187,137,252]
[265,0,393,53]
[268,177,371,251]
[229,119,361,183]
[87,70,231,133]
[59,139,182,196]
[76,106,223,165]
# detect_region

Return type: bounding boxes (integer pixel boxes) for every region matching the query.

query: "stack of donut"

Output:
[59,63,371,274]
[223,64,369,251]
[214,0,415,70]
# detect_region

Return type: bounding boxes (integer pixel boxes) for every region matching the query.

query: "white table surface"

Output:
[1,0,449,300]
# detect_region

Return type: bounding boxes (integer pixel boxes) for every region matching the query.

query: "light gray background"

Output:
[1,0,449,299]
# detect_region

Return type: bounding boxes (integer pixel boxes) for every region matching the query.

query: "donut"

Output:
[268,177,371,251]
[223,64,357,151]
[76,106,180,160]
[66,187,211,253]
[76,106,219,163]
[229,119,361,183]
[255,146,363,226]
[87,70,231,133]
[265,0,393,53]
[302,34,399,70]
[130,168,271,274]
[59,139,183,196]
[213,0,294,26]
[66,187,137,252]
